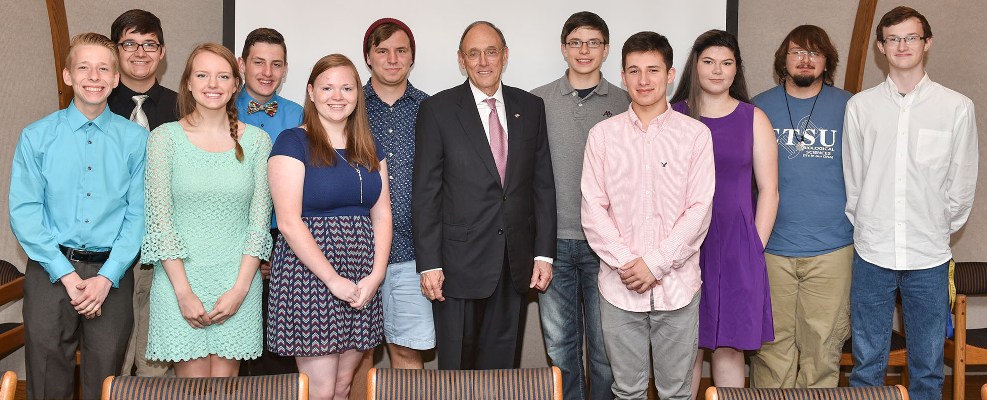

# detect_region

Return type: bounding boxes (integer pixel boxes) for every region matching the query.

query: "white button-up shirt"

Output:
[843,74,978,270]
[468,81,509,142]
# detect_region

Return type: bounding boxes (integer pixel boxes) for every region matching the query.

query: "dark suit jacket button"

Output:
[502,196,507,201]
[497,229,504,235]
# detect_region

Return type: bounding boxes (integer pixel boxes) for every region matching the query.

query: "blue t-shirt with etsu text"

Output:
[752,84,854,257]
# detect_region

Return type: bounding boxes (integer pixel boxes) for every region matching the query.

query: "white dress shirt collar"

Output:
[883,73,931,102]
[468,80,504,106]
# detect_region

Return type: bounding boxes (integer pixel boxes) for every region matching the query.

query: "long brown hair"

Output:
[670,30,750,121]
[302,54,378,171]
[178,43,244,161]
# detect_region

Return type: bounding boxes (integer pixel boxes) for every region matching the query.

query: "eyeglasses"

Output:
[883,35,926,46]
[119,41,161,53]
[462,47,502,61]
[566,39,606,48]
[788,50,824,61]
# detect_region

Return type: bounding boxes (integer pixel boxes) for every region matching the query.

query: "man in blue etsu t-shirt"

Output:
[235,27,303,376]
[748,25,854,389]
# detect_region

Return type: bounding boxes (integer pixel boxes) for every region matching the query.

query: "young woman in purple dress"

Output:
[670,30,779,396]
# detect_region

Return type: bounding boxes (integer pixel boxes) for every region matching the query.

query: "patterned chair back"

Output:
[0,261,22,287]
[706,385,909,400]
[954,262,987,295]
[101,373,308,400]
[0,261,24,360]
[368,367,561,400]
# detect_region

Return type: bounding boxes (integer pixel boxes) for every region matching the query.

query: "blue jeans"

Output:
[539,239,614,400]
[849,253,948,400]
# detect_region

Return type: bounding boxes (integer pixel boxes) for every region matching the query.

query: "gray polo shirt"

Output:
[531,72,630,241]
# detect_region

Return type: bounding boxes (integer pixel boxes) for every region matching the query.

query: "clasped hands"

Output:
[62,272,112,320]
[325,275,379,311]
[175,287,249,329]
[618,257,660,293]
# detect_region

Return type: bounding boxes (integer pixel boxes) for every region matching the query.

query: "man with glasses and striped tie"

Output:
[107,9,177,132]
[106,9,178,378]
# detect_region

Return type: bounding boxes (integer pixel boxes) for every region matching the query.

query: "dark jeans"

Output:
[538,239,614,400]
[849,253,948,400]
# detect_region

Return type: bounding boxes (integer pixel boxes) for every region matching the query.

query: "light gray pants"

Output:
[601,292,700,400]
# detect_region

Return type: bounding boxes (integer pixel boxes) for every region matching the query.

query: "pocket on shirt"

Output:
[915,129,951,169]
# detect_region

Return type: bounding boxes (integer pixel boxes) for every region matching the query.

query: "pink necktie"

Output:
[484,98,508,185]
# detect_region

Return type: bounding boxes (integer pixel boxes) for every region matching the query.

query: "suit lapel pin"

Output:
[514,113,520,118]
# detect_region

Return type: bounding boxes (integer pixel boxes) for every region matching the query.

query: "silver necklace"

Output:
[333,147,364,203]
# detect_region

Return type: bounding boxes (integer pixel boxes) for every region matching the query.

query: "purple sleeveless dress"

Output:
[672,101,773,350]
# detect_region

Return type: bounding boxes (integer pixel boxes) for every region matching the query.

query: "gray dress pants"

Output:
[23,259,134,400]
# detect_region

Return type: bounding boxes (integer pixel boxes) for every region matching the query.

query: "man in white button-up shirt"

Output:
[843,7,977,400]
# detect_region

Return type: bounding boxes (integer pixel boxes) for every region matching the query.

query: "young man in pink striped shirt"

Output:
[581,31,715,400]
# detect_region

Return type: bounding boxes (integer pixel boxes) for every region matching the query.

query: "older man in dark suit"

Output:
[412,20,556,370]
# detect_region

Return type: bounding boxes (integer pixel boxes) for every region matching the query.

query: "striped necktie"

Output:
[130,95,150,130]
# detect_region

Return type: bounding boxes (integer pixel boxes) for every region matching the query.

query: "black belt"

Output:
[59,245,111,263]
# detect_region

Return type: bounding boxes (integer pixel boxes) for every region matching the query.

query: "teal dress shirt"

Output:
[9,102,148,287]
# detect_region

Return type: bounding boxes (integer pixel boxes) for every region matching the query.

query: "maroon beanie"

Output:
[363,18,416,64]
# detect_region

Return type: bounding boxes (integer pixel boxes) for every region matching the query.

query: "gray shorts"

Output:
[381,260,435,350]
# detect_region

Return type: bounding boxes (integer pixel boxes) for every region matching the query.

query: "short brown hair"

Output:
[773,25,839,85]
[66,32,119,69]
[241,28,287,61]
[876,6,932,42]
[111,9,165,45]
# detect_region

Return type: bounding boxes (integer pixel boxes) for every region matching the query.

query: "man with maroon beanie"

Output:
[363,17,432,369]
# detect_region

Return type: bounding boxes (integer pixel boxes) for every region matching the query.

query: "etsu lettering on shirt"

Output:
[776,128,837,147]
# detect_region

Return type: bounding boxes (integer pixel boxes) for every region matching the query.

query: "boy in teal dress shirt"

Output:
[9,33,147,400]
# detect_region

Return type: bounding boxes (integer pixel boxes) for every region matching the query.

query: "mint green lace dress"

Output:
[142,122,273,362]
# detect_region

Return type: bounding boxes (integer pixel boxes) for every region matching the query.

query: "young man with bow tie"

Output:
[235,27,303,376]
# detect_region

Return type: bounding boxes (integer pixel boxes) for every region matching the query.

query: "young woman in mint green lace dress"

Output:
[141,43,272,377]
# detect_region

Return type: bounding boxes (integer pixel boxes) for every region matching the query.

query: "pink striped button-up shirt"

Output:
[581,105,715,312]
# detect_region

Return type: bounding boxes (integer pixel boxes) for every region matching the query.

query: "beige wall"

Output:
[739,0,987,375]
[0,0,61,377]
[64,1,224,93]
[0,0,222,376]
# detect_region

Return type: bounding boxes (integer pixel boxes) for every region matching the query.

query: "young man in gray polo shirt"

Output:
[530,11,629,400]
